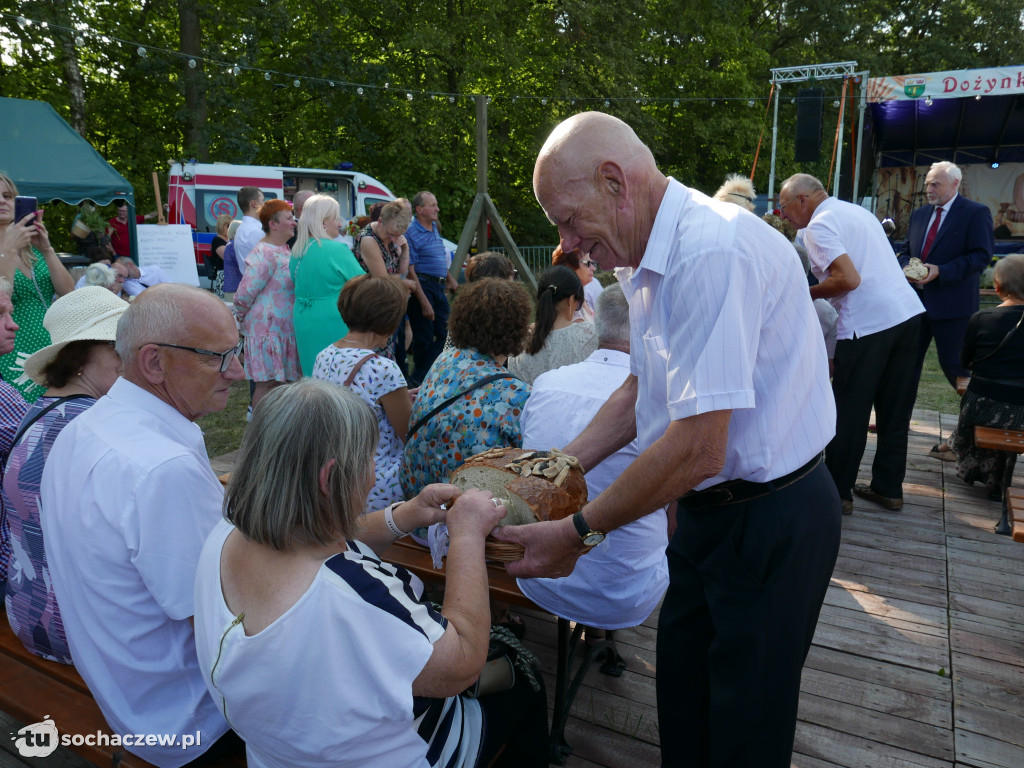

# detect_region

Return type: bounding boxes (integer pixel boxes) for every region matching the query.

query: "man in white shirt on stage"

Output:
[780,173,925,514]
[497,112,841,768]
[40,284,245,767]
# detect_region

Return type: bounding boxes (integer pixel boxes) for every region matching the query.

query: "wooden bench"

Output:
[382,537,624,765]
[0,621,245,767]
[973,426,1024,538]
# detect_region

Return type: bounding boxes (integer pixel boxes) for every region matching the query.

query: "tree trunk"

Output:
[178,0,208,161]
[59,32,87,136]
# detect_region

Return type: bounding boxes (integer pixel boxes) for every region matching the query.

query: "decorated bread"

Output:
[449,448,587,560]
[903,257,929,281]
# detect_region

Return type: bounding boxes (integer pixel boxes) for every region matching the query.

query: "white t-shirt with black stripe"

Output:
[194,519,482,768]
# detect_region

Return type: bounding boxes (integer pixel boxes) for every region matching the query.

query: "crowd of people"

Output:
[0,111,1017,768]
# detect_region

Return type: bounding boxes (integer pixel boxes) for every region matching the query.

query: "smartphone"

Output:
[14,196,38,226]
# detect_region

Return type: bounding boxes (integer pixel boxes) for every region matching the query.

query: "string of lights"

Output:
[2,12,868,107]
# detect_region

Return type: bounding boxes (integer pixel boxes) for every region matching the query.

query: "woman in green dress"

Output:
[290,195,366,376]
[0,173,76,400]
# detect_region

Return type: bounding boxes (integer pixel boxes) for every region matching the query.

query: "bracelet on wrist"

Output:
[384,502,407,537]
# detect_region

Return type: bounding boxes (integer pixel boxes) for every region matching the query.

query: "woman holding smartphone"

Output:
[0,172,75,401]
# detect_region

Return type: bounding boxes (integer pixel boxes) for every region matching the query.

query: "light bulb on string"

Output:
[832,100,840,107]
[356,87,363,95]
[924,95,933,106]
[406,92,413,100]
[975,94,981,101]
[747,99,755,107]
[188,58,196,69]
[673,100,679,107]
[384,82,389,89]
[711,100,716,106]
[448,96,455,103]
[264,72,271,81]
[137,46,146,57]
[75,36,84,46]
[328,81,334,87]
[293,79,300,87]
[541,98,548,105]
[232,65,240,76]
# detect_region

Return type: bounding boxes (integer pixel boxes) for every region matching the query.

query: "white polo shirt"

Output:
[517,349,668,628]
[803,196,923,340]
[40,378,229,767]
[619,180,835,487]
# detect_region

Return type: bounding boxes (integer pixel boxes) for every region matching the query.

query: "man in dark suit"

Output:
[900,161,993,457]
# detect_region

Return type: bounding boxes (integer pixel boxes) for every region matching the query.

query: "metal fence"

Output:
[489,245,556,277]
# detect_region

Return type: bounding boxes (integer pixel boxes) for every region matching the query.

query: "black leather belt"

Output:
[418,274,447,284]
[681,453,822,510]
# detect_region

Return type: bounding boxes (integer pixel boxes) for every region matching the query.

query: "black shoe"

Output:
[841,499,853,516]
[853,483,903,511]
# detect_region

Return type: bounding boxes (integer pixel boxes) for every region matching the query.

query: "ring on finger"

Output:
[491,498,501,508]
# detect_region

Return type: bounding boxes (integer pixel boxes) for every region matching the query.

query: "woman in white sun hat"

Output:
[3,286,128,663]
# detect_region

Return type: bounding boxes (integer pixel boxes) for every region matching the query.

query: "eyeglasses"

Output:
[148,339,244,372]
[581,259,598,269]
[778,194,805,214]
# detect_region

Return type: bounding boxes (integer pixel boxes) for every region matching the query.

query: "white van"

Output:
[167,161,395,267]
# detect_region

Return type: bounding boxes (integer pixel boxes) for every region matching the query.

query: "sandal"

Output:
[928,443,956,462]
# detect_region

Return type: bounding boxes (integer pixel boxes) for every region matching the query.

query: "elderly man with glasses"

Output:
[39,284,246,767]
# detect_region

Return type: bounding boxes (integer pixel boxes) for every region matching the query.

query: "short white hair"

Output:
[595,283,630,345]
[85,263,116,289]
[930,161,962,183]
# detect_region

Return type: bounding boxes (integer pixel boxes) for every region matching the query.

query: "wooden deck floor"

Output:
[508,409,1024,767]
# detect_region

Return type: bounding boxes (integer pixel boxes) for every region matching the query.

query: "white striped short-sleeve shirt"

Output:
[619,180,835,487]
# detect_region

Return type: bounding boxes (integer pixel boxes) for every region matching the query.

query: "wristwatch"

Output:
[572,511,606,548]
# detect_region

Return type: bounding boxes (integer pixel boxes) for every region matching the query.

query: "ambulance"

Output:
[167,161,396,267]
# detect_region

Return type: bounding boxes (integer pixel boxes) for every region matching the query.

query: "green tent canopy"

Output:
[0,97,135,206]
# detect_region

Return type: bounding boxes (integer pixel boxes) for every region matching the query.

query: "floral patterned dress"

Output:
[233,241,302,382]
[312,346,407,512]
[400,346,530,498]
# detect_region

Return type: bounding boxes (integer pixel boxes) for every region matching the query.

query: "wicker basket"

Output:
[484,537,525,563]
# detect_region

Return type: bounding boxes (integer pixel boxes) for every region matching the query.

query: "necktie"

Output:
[921,206,942,261]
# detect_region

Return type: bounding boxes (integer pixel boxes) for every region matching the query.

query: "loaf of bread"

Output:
[449,447,588,527]
[903,257,929,281]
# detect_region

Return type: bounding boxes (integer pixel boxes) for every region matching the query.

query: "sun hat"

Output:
[22,287,129,385]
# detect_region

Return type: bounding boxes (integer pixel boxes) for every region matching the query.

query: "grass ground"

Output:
[197,343,963,459]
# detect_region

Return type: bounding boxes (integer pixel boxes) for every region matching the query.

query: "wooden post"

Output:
[475,95,488,250]
[152,172,167,225]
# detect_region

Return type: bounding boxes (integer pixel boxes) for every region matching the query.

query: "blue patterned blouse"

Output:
[400,347,530,497]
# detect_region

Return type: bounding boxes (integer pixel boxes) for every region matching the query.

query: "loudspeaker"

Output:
[795,88,823,163]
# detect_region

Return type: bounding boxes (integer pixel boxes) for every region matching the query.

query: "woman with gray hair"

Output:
[289,194,365,376]
[948,253,1024,500]
[193,379,549,768]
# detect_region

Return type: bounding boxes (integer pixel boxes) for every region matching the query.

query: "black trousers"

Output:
[657,462,841,768]
[476,668,549,767]
[906,313,972,406]
[826,314,922,500]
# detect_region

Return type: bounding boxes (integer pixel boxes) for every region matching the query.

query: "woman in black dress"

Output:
[948,254,1024,498]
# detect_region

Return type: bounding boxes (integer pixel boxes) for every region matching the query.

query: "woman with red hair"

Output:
[552,245,601,321]
[233,199,301,409]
